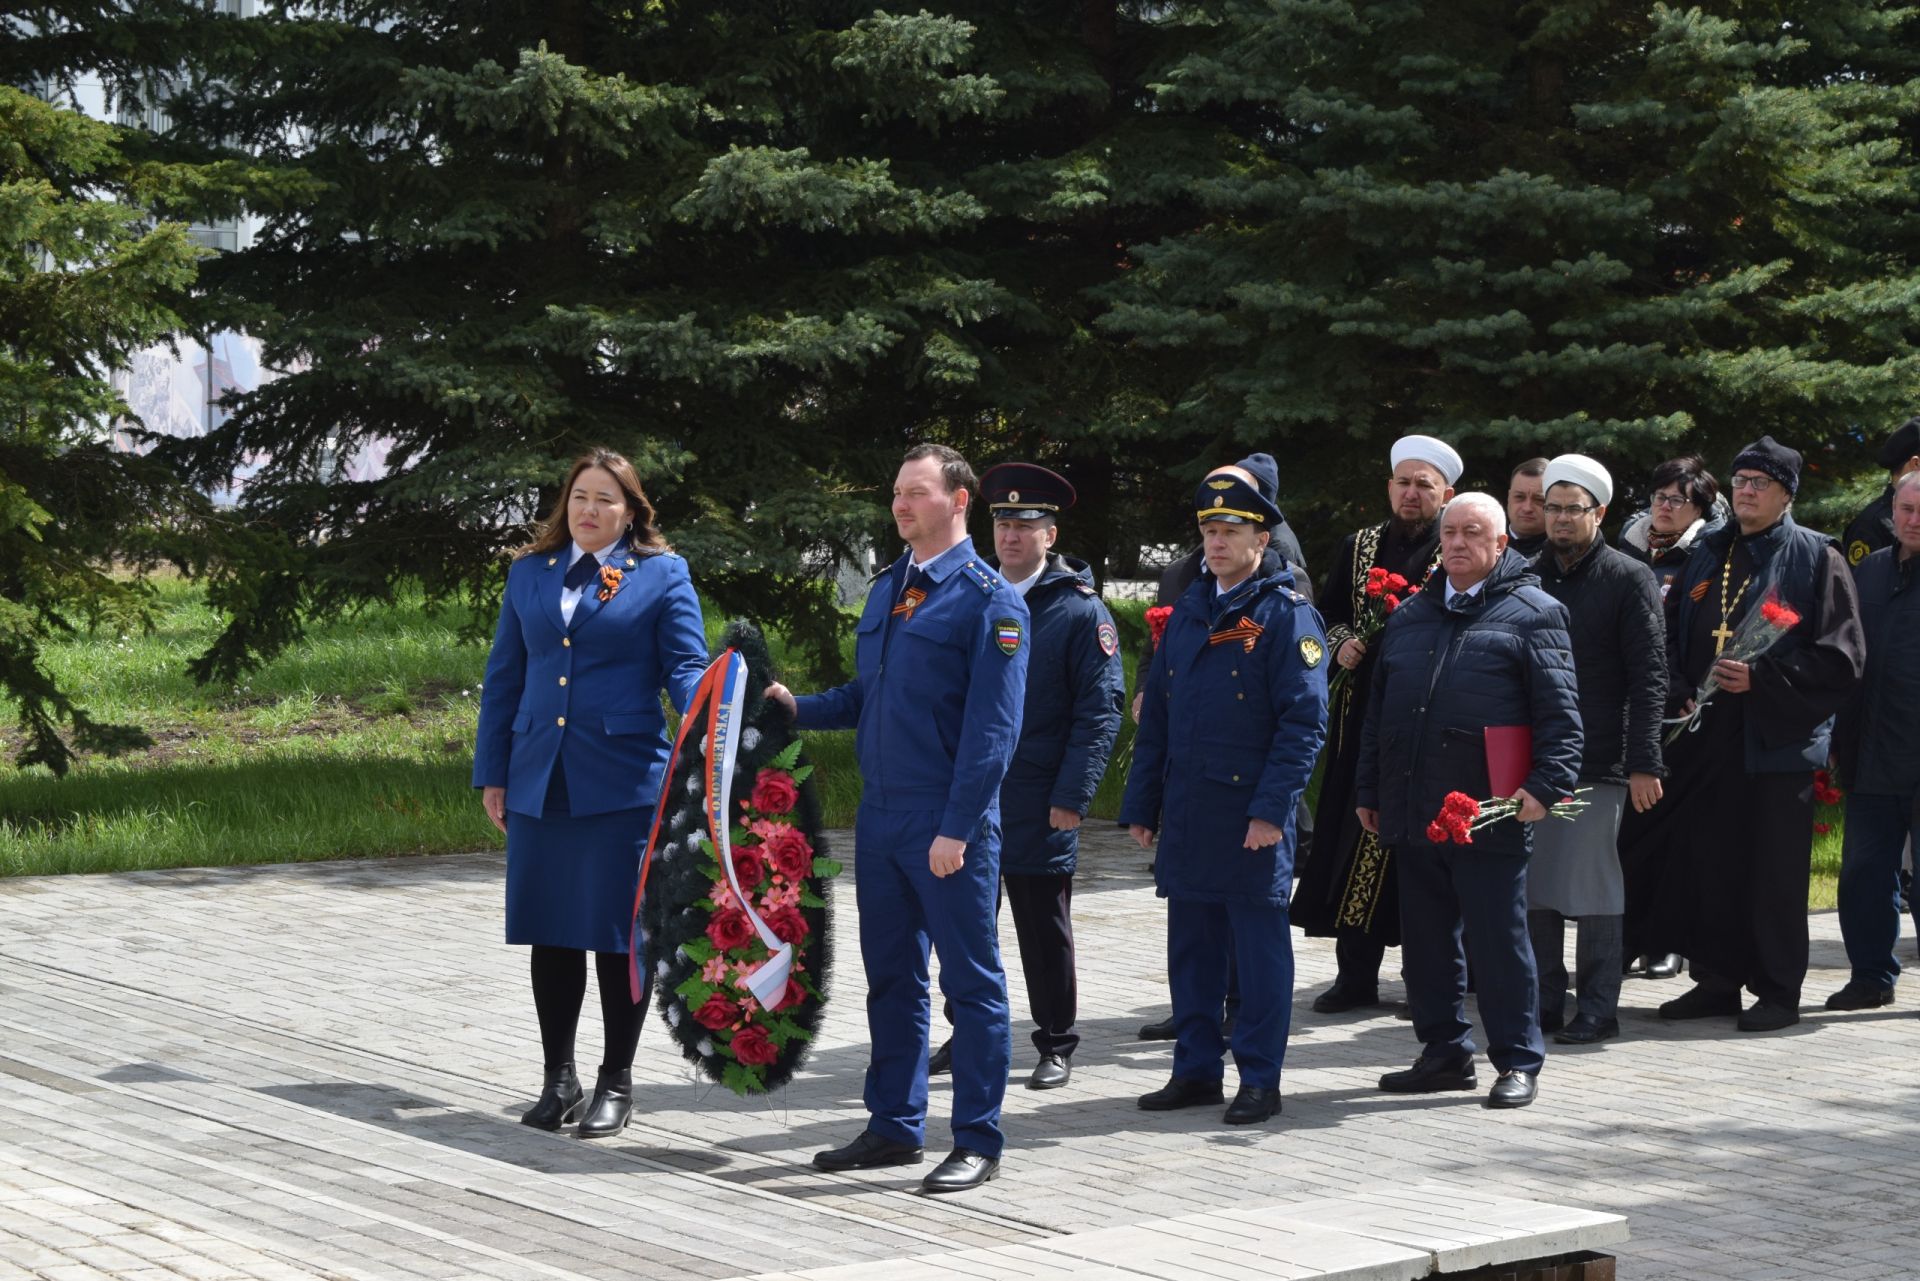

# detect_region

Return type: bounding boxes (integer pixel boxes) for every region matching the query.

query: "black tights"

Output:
[530,946,649,1072]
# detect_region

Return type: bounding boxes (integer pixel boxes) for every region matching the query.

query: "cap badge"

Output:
[1213,495,1225,507]
[1208,479,1234,490]
[1009,491,1020,502]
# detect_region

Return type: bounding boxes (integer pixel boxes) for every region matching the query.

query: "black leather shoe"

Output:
[1659,983,1741,1020]
[1554,1014,1620,1045]
[1737,999,1800,1032]
[928,1040,953,1075]
[575,1067,632,1139]
[921,1147,998,1193]
[813,1130,924,1172]
[1137,1076,1225,1111]
[1378,1053,1476,1093]
[1027,1054,1070,1090]
[1137,1014,1178,1040]
[1310,982,1381,1014]
[1223,1085,1280,1125]
[519,1063,584,1131]
[1645,953,1683,980]
[1824,982,1894,1011]
[1486,1071,1537,1109]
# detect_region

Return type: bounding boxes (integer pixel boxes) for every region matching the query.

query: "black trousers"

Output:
[944,872,1080,1057]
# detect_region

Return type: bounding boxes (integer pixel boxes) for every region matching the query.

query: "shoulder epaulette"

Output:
[960,560,999,594]
[1073,583,1096,597]
[868,562,894,584]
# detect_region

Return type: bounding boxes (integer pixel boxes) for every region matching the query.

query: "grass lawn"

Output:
[1,578,1843,906]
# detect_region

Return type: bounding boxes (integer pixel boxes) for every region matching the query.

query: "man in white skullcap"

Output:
[1296,433,1460,1014]
[1524,454,1668,1045]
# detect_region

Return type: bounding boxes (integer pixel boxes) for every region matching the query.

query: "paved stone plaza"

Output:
[0,825,1914,1280]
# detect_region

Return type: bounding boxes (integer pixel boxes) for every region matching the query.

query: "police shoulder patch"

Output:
[1849,539,1871,565]
[1097,620,1119,657]
[1299,636,1324,669]
[994,618,1023,655]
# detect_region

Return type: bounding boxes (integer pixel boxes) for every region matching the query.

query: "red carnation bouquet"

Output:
[1665,587,1802,744]
[1329,568,1419,696]
[1145,604,1173,649]
[1812,768,1843,835]
[1426,788,1592,844]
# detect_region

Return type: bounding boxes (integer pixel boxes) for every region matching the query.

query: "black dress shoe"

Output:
[1645,953,1683,980]
[1737,999,1800,1032]
[921,1147,999,1193]
[1310,982,1381,1014]
[1659,983,1741,1019]
[1486,1071,1537,1109]
[813,1130,924,1171]
[519,1062,585,1131]
[1824,982,1895,1011]
[1378,1053,1477,1093]
[1223,1085,1280,1125]
[575,1067,632,1139]
[1137,1076,1225,1111]
[1554,1014,1620,1045]
[1137,1013,1178,1041]
[1027,1054,1070,1090]
[928,1040,953,1075]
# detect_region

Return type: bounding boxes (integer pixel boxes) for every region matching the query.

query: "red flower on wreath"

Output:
[1146,605,1173,649]
[778,976,807,1011]
[706,907,754,951]
[751,769,800,816]
[731,1024,779,1066]
[766,905,810,945]
[765,825,814,881]
[596,565,623,602]
[731,845,769,891]
[693,994,739,1031]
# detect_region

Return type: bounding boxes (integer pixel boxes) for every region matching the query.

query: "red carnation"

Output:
[1425,820,1449,843]
[777,976,808,1011]
[1442,792,1481,820]
[730,1024,779,1066]
[1146,605,1173,649]
[1814,821,1833,835]
[751,769,800,816]
[693,993,739,1031]
[1365,579,1385,599]
[1384,595,1401,614]
[706,908,754,951]
[765,825,814,881]
[1385,573,1409,593]
[731,845,769,891]
[766,905,810,944]
[1760,598,1802,629]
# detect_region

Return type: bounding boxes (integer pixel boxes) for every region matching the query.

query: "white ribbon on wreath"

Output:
[707,650,794,1009]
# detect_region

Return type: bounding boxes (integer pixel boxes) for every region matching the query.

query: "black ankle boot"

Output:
[576,1066,633,1139]
[520,1063,584,1131]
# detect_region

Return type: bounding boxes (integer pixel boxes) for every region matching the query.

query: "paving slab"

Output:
[0,825,1911,1279]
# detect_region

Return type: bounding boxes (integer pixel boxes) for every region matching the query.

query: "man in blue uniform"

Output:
[767,444,1029,1194]
[927,463,1125,1091]
[1120,472,1329,1125]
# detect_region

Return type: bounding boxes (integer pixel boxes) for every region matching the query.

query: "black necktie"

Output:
[564,552,599,591]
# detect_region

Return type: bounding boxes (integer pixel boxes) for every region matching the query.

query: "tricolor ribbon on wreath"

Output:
[629,649,794,1009]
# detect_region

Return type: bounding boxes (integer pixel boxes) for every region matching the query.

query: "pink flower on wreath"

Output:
[710,880,738,912]
[738,993,761,1017]
[700,955,731,984]
[762,881,802,913]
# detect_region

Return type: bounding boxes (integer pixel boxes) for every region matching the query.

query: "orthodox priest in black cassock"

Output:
[1293,434,1456,1011]
[1622,436,1864,1032]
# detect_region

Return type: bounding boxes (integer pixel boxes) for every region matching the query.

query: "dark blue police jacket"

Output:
[990,554,1125,877]
[1118,560,1329,906]
[1354,549,1582,855]
[796,538,1029,844]
[473,544,709,818]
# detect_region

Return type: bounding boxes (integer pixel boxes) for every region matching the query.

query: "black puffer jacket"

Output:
[1355,549,1583,854]
[1834,547,1920,795]
[1530,535,1667,785]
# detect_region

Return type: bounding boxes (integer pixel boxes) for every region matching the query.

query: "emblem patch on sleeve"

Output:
[1849,539,1871,565]
[995,618,1024,655]
[1299,636,1324,669]
[1097,621,1119,657]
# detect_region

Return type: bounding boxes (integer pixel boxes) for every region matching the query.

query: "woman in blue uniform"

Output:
[473,448,708,1138]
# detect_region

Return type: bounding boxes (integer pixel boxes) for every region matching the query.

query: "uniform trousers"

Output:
[1168,898,1293,1089]
[1397,841,1544,1075]
[1836,791,1920,989]
[941,872,1079,1058]
[855,804,1011,1159]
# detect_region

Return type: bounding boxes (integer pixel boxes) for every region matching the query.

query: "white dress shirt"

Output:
[1446,577,1489,609]
[560,541,618,626]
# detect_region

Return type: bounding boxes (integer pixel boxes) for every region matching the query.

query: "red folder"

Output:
[1484,726,1532,797]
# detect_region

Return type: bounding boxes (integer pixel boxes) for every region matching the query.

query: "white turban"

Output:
[1390,434,1464,485]
[1543,454,1613,508]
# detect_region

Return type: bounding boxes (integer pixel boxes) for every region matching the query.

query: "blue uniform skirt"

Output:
[504,765,650,954]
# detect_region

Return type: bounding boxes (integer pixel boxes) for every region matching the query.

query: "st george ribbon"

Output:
[629,648,794,1009]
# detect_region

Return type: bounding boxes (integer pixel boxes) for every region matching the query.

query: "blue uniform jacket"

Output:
[796,538,1029,843]
[1118,561,1329,906]
[1354,549,1583,854]
[472,544,709,819]
[993,554,1126,877]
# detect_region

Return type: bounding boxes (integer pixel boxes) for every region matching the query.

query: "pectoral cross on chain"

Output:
[1711,621,1735,656]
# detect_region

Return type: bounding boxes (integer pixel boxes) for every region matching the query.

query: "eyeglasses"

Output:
[1729,474,1775,492]
[1543,502,1596,517]
[1650,493,1692,509]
